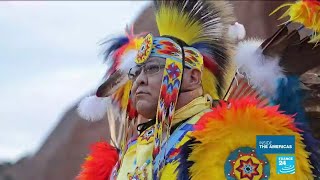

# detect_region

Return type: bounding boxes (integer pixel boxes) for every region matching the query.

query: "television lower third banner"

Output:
[256,135,295,154]
[256,135,296,175]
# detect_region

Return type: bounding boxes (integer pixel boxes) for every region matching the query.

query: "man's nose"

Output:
[134,70,148,86]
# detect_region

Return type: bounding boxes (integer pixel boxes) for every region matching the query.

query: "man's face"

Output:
[130,57,165,119]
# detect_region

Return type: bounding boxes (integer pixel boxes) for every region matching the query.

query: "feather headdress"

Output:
[153,0,236,99]
[270,0,320,45]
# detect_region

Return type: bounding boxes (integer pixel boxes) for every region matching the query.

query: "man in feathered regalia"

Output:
[76,0,320,179]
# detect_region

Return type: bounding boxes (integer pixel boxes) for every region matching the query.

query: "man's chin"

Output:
[136,100,149,112]
[135,101,156,119]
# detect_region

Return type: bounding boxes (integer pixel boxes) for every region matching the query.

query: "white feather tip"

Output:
[234,39,285,97]
[77,95,110,122]
[119,50,138,72]
[228,22,246,41]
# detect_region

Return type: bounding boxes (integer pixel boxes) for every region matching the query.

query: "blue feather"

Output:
[176,138,198,180]
[271,75,320,177]
[102,36,129,62]
[270,76,306,123]
[298,124,320,177]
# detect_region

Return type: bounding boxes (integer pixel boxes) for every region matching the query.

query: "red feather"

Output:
[76,141,119,180]
[127,97,138,120]
[203,55,219,75]
[194,97,300,133]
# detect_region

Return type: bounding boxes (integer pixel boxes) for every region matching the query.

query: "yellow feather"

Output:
[85,155,93,161]
[160,153,180,180]
[271,1,320,44]
[120,81,133,111]
[188,102,313,179]
[202,68,219,100]
[155,6,203,45]
[309,33,320,45]
[270,3,294,17]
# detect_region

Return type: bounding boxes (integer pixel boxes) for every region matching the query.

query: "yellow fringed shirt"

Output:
[116,95,212,179]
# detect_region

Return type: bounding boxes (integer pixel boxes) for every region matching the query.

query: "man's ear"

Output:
[181,68,202,91]
[190,68,202,85]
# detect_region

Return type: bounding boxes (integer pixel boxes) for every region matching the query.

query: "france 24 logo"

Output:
[276,156,295,174]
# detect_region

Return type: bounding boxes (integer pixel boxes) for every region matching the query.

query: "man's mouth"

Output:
[136,91,149,96]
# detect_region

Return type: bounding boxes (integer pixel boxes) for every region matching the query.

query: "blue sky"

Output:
[0,1,149,162]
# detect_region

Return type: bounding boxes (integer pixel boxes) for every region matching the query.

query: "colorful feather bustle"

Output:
[270,0,320,44]
[77,141,119,180]
[180,97,313,179]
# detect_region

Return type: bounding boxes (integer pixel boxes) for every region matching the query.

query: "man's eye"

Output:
[128,66,142,79]
[134,68,142,76]
[145,65,159,73]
